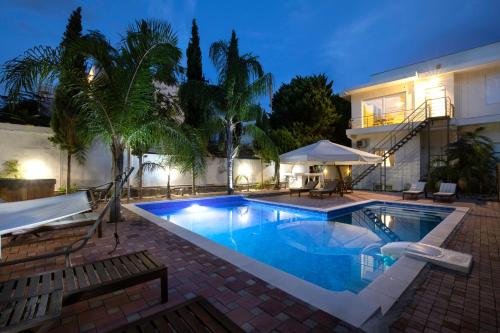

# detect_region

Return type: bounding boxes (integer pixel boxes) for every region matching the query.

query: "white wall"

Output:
[132,154,277,188]
[455,67,500,120]
[352,131,421,191]
[0,123,112,188]
[0,123,278,189]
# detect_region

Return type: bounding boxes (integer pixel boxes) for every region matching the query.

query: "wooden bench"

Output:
[0,250,168,308]
[0,290,63,333]
[109,296,244,333]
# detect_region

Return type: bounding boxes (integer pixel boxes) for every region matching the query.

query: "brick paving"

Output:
[0,191,498,332]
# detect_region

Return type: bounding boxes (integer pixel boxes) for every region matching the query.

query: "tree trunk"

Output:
[191,165,196,195]
[274,160,280,190]
[138,155,143,199]
[66,151,71,194]
[126,147,131,202]
[110,143,124,223]
[226,124,234,194]
[166,172,171,199]
[260,159,264,188]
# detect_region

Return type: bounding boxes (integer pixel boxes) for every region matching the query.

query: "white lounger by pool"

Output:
[0,192,96,257]
[381,241,472,274]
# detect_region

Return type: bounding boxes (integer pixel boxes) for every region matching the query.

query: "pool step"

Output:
[361,208,401,242]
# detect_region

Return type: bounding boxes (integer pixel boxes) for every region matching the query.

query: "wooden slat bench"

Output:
[109,296,244,333]
[0,250,168,308]
[0,289,63,333]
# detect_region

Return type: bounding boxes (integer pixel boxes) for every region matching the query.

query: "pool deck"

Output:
[0,191,498,332]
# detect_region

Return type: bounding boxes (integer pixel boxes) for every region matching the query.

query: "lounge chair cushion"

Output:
[433,192,455,197]
[11,212,98,235]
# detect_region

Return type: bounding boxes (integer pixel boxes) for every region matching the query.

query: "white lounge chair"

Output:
[433,182,457,202]
[402,181,426,200]
[0,191,98,257]
[381,241,472,274]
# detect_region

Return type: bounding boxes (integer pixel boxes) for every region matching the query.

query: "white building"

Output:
[342,41,500,191]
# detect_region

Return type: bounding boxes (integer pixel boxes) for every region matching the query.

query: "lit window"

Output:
[362,92,406,127]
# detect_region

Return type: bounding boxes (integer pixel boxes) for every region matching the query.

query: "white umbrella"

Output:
[280,140,382,165]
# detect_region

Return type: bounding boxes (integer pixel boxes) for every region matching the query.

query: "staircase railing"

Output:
[352,96,453,185]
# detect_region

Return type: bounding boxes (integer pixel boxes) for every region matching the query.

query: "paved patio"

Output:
[0,191,498,332]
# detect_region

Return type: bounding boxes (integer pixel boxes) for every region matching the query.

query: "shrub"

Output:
[0,160,21,179]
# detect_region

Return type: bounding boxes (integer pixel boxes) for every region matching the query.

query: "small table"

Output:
[0,289,63,333]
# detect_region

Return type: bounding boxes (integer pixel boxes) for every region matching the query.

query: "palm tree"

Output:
[209,30,278,194]
[446,127,497,193]
[156,129,206,199]
[0,8,90,191]
[77,19,188,222]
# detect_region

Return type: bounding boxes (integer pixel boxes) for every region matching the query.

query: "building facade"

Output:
[342,42,500,191]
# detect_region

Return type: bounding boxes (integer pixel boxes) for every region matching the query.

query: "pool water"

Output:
[139,197,451,294]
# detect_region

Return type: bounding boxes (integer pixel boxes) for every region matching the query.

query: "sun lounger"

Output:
[341,180,353,194]
[109,296,243,333]
[289,180,318,197]
[381,241,472,274]
[433,182,457,202]
[0,191,101,257]
[0,169,132,265]
[0,289,63,333]
[402,181,426,199]
[0,250,168,332]
[309,180,339,199]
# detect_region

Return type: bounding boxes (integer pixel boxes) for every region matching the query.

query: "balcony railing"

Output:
[349,97,454,129]
[350,110,409,129]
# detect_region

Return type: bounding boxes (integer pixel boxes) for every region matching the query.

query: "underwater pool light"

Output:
[185,203,207,212]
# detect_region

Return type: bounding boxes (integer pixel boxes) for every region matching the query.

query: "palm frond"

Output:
[1,46,60,99]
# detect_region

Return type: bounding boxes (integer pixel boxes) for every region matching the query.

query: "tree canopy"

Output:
[209,30,277,193]
[50,6,90,163]
[269,74,350,153]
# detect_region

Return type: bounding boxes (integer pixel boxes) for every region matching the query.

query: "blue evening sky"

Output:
[1,0,500,111]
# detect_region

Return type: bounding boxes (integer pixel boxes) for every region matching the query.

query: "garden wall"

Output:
[0,122,277,190]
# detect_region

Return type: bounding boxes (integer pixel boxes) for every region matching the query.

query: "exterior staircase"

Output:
[352,97,453,187]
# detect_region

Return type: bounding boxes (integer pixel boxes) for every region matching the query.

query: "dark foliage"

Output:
[50,7,89,161]
[269,74,350,152]
[429,127,497,194]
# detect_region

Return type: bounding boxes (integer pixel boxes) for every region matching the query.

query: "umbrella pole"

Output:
[335,164,344,197]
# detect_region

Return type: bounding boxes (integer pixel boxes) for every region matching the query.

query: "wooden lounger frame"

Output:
[0,169,133,268]
[0,250,168,306]
[109,296,243,333]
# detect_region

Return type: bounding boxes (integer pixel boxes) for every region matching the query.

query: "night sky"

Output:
[1,0,500,111]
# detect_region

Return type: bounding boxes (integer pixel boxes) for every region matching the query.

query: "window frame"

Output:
[362,92,406,127]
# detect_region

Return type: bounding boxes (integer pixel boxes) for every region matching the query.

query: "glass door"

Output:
[425,86,446,117]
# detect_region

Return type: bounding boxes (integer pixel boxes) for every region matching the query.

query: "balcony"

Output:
[350,110,408,129]
[349,97,454,129]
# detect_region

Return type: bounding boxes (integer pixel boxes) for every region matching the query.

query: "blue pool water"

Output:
[138,197,452,293]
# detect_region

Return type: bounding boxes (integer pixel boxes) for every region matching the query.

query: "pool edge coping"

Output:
[124,196,469,328]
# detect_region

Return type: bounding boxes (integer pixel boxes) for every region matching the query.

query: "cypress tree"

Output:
[50,7,89,193]
[186,19,203,82]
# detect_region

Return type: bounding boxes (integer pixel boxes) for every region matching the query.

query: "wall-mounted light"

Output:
[23,159,51,179]
[237,163,252,178]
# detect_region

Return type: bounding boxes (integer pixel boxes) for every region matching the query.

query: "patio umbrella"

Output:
[280,140,382,165]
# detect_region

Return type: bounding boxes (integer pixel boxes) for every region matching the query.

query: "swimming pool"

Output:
[127,196,467,327]
[138,196,450,294]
